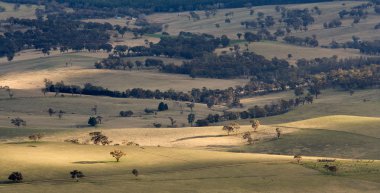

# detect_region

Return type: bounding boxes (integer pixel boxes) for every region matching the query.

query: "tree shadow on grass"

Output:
[72,161,113,164]
[0,181,14,185]
[172,134,228,142]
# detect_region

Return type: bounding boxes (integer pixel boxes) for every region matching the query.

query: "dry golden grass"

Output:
[0,54,247,91]
[0,142,379,193]
[147,1,375,60]
[280,115,380,138]
[0,1,41,20]
[216,41,364,64]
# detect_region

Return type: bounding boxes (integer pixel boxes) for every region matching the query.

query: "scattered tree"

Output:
[132,169,139,177]
[168,117,177,127]
[188,113,195,126]
[275,128,282,139]
[250,119,260,132]
[89,132,112,145]
[58,110,65,119]
[8,172,23,183]
[11,117,26,127]
[28,133,44,142]
[70,170,84,182]
[88,117,98,126]
[242,132,254,145]
[158,102,169,111]
[294,155,302,164]
[222,122,240,135]
[110,150,126,162]
[48,108,55,116]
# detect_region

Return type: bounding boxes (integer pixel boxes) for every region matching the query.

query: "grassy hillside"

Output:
[147,1,376,61]
[0,142,379,193]
[215,41,363,64]
[0,53,247,91]
[254,89,380,125]
[148,1,376,43]
[234,128,380,159]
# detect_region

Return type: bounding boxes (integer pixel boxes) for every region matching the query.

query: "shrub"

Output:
[88,117,98,126]
[119,110,134,117]
[8,172,23,183]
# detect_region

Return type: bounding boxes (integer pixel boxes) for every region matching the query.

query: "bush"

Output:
[88,117,98,126]
[144,108,155,114]
[119,110,134,117]
[153,123,162,128]
[11,117,26,127]
[8,172,23,183]
[196,119,209,127]
[158,102,169,111]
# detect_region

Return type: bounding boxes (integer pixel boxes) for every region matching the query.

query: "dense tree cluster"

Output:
[327,37,380,55]
[161,52,292,81]
[0,17,112,60]
[43,81,242,106]
[5,0,332,13]
[339,3,372,19]
[119,111,134,117]
[243,30,277,42]
[127,32,229,59]
[283,35,319,47]
[280,8,315,31]
[323,19,342,29]
[195,95,314,127]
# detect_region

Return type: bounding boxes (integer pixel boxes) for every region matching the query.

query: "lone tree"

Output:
[294,155,302,164]
[250,119,260,132]
[158,102,169,111]
[222,122,240,135]
[187,102,195,112]
[8,172,23,183]
[48,108,55,116]
[89,132,112,145]
[11,117,26,127]
[91,105,98,115]
[132,169,139,177]
[275,128,282,139]
[237,33,242,40]
[242,132,254,145]
[188,113,195,126]
[88,117,98,127]
[70,170,85,182]
[28,133,44,142]
[58,110,65,119]
[110,150,126,162]
[168,117,177,127]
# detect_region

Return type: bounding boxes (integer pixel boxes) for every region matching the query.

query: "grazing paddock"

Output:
[0,142,379,193]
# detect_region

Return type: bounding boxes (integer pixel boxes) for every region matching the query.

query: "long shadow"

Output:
[72,161,113,164]
[172,134,228,142]
[0,181,13,185]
